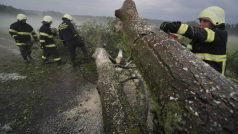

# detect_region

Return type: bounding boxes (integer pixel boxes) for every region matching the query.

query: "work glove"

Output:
[160,22,171,33]
[160,21,182,33]
[13,36,20,43]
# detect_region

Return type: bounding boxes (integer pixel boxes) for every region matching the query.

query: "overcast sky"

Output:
[1,0,238,23]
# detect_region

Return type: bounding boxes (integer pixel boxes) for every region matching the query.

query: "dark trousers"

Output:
[18,42,32,60]
[65,39,88,64]
[42,47,61,62]
[204,60,224,74]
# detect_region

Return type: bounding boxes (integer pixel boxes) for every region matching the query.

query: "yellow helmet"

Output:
[17,14,27,21]
[198,6,225,26]
[62,14,73,21]
[43,16,53,23]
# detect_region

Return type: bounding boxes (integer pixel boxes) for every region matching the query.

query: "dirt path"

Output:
[0,36,103,134]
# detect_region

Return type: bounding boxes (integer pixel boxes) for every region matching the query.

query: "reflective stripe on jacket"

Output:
[39,24,56,48]
[9,21,37,45]
[58,20,79,41]
[163,21,228,75]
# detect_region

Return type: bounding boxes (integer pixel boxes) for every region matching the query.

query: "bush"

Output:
[226,51,238,77]
[76,17,124,58]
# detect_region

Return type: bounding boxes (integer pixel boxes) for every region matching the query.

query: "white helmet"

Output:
[199,6,225,26]
[62,14,73,21]
[17,14,27,21]
[43,16,53,23]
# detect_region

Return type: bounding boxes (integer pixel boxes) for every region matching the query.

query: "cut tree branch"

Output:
[115,0,238,133]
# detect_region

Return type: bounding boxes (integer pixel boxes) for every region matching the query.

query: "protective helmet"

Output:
[17,14,27,21]
[198,6,225,26]
[43,16,53,23]
[62,14,73,21]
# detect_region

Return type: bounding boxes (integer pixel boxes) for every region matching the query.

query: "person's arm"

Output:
[68,22,79,38]
[9,25,19,41]
[39,29,52,48]
[160,22,215,43]
[28,25,38,42]
[58,26,66,46]
[39,35,47,48]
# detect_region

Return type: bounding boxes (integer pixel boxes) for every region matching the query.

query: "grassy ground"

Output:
[0,36,102,133]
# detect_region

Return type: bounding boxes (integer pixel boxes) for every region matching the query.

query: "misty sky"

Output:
[1,0,238,23]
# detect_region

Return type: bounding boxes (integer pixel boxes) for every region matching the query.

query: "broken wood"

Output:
[115,49,123,64]
[93,48,147,133]
[115,0,238,133]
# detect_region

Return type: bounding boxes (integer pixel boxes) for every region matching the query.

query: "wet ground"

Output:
[0,36,103,134]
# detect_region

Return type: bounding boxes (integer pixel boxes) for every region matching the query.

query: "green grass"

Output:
[227,35,238,54]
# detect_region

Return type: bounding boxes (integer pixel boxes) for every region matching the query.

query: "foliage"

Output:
[0,4,23,14]
[77,17,124,58]
[226,50,238,77]
[226,23,238,35]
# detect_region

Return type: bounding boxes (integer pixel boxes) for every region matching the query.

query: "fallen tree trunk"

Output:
[115,0,238,133]
[93,48,146,133]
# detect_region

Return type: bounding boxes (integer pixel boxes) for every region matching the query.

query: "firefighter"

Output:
[58,14,88,67]
[39,16,62,65]
[9,14,38,63]
[160,6,228,75]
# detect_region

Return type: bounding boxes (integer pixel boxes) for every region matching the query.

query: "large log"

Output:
[93,48,145,133]
[115,0,238,133]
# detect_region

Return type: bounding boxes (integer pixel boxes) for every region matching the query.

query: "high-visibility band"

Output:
[222,61,226,76]
[45,44,56,47]
[204,28,215,43]
[177,24,188,35]
[12,35,17,38]
[42,56,47,59]
[16,43,26,46]
[40,32,53,38]
[17,32,31,35]
[40,40,45,43]
[9,29,17,33]
[59,26,68,30]
[59,25,68,28]
[59,24,68,27]
[53,58,61,61]
[9,29,32,36]
[59,24,68,30]
[196,53,226,76]
[195,53,226,62]
[59,25,67,28]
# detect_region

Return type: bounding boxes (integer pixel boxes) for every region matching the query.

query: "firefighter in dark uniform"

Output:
[39,16,62,65]
[160,6,227,75]
[58,14,88,66]
[9,14,38,63]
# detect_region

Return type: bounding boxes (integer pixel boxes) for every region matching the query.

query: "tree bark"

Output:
[93,48,145,134]
[115,0,238,133]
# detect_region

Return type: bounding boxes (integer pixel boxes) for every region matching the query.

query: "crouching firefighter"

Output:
[9,14,38,63]
[39,16,62,65]
[58,14,89,67]
[160,6,228,75]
